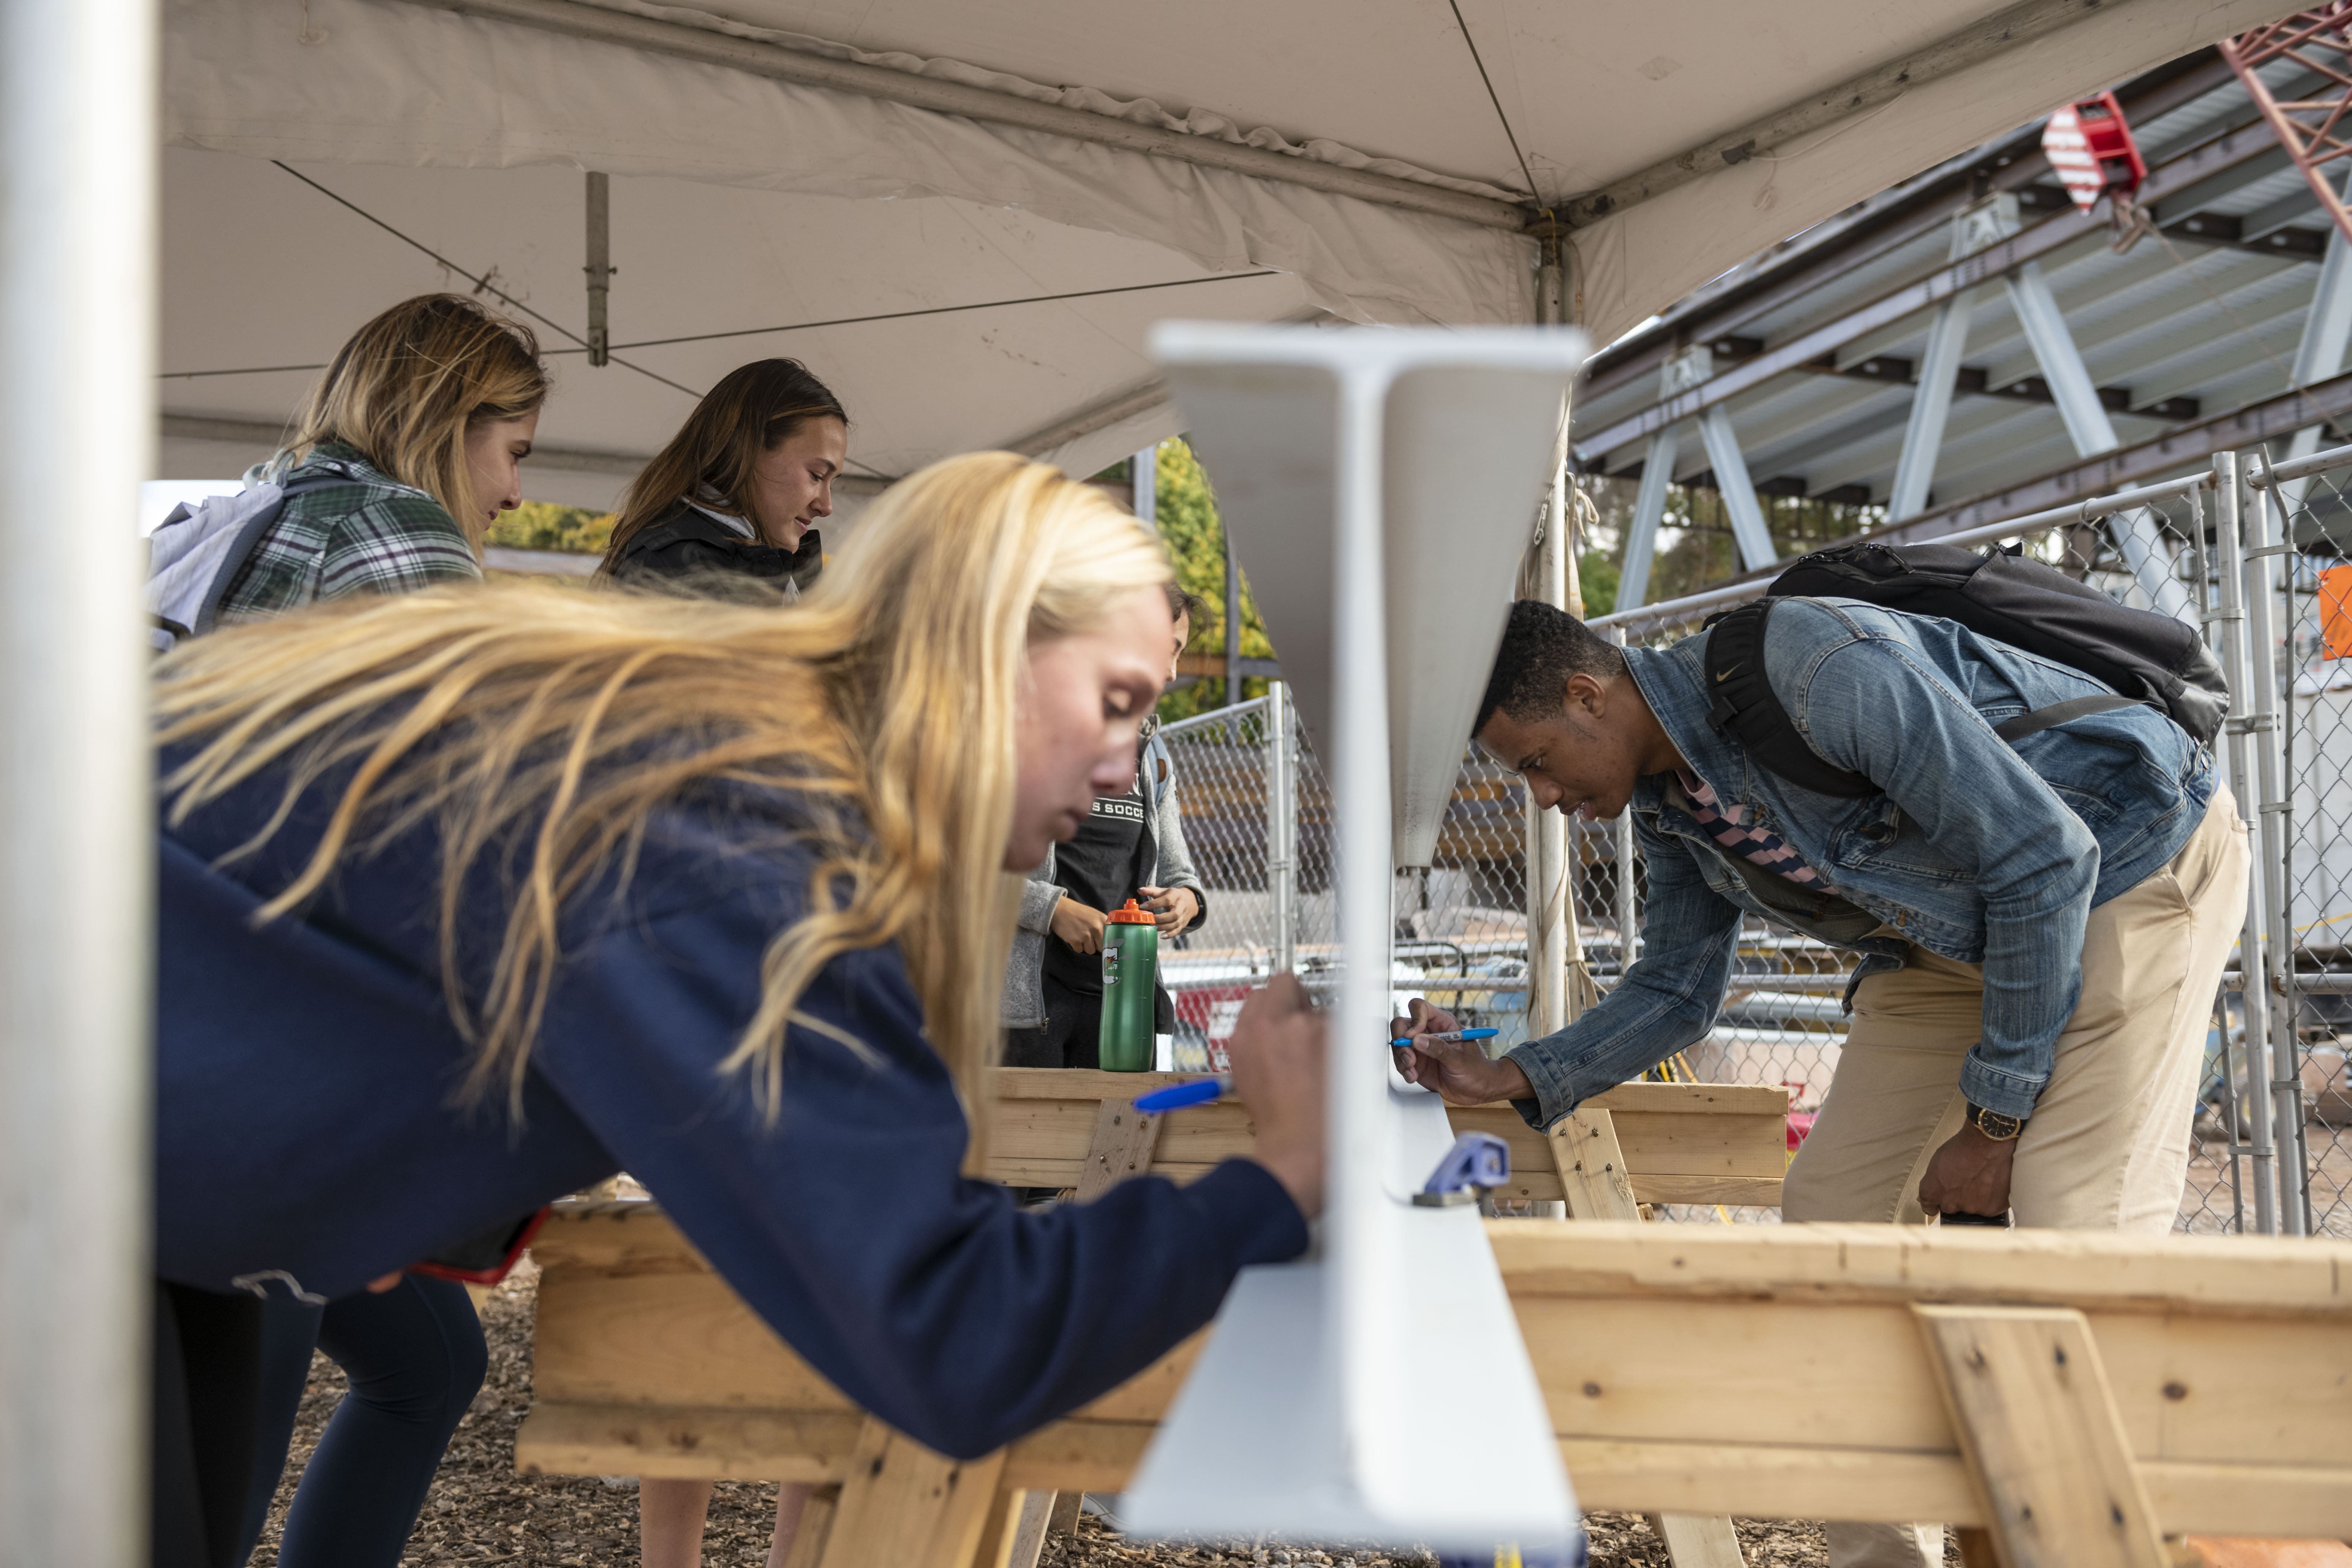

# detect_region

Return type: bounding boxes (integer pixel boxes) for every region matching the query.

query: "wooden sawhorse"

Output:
[517,1202,2352,1568]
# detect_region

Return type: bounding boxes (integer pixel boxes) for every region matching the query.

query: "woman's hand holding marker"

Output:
[1225,974,1329,1217]
[1389,997,1535,1108]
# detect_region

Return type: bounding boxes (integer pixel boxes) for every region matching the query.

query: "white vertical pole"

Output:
[584,171,612,367]
[1264,681,1297,975]
[2212,455,2279,1233]
[2248,477,2306,1235]
[0,0,157,1558]
[1132,443,1158,529]
[1527,476,1570,1039]
[1326,370,1395,1461]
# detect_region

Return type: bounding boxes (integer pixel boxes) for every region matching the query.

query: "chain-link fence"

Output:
[1164,449,2352,1236]
[2254,450,2352,1239]
[1159,691,1538,1073]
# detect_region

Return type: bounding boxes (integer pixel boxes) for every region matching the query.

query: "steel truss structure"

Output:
[2223,6,2352,248]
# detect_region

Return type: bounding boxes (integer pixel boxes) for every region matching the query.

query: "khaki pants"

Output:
[1782,786,2248,1568]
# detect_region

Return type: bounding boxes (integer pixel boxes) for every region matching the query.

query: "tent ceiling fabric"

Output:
[156,144,1308,507]
[161,0,2306,506]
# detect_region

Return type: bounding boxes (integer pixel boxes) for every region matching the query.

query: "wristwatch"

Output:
[1965,1103,2028,1142]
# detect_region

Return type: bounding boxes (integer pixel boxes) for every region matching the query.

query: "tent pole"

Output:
[585,170,612,367]
[0,0,156,1556]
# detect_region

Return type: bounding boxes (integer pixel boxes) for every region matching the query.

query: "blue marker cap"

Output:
[1389,1026,1501,1048]
[1132,1076,1231,1113]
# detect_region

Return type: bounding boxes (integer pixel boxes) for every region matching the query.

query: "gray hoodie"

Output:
[1002,723,1208,1030]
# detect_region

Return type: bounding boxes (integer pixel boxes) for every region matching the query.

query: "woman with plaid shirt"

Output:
[202,294,546,1568]
[213,294,545,620]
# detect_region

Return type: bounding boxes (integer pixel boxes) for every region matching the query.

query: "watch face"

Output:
[1971,1107,2025,1140]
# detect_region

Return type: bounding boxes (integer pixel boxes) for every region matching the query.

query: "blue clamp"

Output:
[1412,1131,1512,1207]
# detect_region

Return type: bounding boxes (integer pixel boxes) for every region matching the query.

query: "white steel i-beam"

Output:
[1132,324,1585,1554]
[1,0,156,1558]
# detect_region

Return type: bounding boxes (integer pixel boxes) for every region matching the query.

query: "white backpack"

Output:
[144,456,411,651]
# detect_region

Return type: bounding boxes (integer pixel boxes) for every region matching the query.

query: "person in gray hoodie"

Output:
[1004,584,1209,1066]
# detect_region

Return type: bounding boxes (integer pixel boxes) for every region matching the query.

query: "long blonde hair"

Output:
[288,294,549,548]
[155,452,1169,1116]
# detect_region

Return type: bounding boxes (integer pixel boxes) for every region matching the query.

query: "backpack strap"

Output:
[1706,599,2158,796]
[1702,599,1876,798]
[1990,694,2150,741]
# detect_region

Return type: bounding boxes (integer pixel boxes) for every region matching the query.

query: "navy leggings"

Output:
[242,1274,488,1568]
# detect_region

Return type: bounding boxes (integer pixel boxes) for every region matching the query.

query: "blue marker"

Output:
[1390,1026,1500,1049]
[1133,1075,1231,1113]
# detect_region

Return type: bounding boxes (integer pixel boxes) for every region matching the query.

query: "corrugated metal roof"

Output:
[1572,48,2344,518]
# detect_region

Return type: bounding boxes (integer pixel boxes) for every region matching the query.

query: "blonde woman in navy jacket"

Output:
[150,453,1325,1567]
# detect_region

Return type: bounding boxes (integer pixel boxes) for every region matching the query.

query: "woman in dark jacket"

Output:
[601,359,848,597]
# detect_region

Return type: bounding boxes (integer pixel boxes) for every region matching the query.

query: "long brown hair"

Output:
[155,452,1167,1120]
[287,294,549,549]
[600,359,847,571]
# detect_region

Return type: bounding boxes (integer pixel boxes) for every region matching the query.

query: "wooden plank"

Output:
[815,1421,1009,1568]
[531,1266,855,1410]
[983,1161,1783,1208]
[1000,1422,1155,1494]
[1549,1108,1640,1221]
[1554,1108,1746,1568]
[983,1070,1786,1195]
[1487,1221,2352,1317]
[519,1207,2352,1537]
[1073,1100,1162,1201]
[1002,1491,1055,1568]
[967,1483,1023,1568]
[515,1402,864,1481]
[1913,1306,2168,1568]
[1557,1438,1978,1524]
[1646,1512,1747,1568]
[778,1485,838,1568]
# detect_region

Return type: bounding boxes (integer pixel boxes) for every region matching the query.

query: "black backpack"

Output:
[1701,539,2229,798]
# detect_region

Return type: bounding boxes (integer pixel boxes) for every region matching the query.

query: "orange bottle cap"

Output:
[1106,899,1155,925]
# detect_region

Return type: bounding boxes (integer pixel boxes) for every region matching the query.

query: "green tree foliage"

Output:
[484,501,615,555]
[1575,548,1619,619]
[1577,474,1882,615]
[1151,438,1276,722]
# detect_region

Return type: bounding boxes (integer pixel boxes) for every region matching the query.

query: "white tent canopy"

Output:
[158,0,2306,512]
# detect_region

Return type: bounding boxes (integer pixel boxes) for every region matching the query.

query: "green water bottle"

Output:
[1099,899,1159,1072]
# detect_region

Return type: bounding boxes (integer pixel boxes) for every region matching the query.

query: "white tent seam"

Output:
[401,0,1532,230]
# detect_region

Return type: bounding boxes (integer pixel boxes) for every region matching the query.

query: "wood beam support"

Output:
[1914,1306,2168,1568]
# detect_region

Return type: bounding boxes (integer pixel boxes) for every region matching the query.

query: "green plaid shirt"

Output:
[216,442,480,620]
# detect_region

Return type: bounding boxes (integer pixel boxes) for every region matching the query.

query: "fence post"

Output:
[2249,473,2310,1234]
[1604,627,1642,977]
[2220,453,2283,1232]
[1525,485,1572,1037]
[1265,682,1298,975]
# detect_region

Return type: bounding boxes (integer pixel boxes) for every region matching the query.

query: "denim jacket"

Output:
[1506,597,2216,1127]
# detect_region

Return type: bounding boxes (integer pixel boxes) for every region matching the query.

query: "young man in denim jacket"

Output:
[1394,598,2247,1568]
